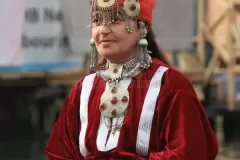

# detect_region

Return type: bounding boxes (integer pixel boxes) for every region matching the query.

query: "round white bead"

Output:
[139,39,148,46]
[90,38,95,45]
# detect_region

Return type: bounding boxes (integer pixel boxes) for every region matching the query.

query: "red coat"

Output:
[46,58,218,160]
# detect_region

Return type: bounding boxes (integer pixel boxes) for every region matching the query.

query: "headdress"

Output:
[89,0,156,29]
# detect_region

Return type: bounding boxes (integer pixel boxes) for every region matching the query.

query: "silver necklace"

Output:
[98,54,152,83]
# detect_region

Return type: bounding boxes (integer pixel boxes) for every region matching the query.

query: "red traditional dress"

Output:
[46,58,218,160]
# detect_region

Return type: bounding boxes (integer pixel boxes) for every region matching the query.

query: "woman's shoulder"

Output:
[164,67,195,92]
[151,58,195,94]
[68,72,98,97]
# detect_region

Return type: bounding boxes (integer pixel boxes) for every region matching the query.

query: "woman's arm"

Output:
[149,90,218,160]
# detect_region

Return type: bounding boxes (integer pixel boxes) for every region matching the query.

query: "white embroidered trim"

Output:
[79,73,96,158]
[136,66,169,157]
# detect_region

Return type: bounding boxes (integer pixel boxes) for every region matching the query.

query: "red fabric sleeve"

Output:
[46,80,84,160]
[149,90,218,160]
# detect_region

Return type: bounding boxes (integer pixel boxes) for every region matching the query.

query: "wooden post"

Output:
[197,0,205,67]
[227,1,236,110]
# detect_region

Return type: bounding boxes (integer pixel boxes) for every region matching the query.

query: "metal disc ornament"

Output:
[123,0,140,18]
[97,0,117,10]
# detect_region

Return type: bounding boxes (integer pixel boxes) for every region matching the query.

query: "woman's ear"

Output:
[137,21,148,38]
[140,27,147,34]
[140,27,148,39]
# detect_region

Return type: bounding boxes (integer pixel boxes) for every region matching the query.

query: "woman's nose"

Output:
[99,24,111,35]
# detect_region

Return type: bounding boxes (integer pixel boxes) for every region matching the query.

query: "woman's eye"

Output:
[115,16,124,21]
[112,20,119,24]
[92,20,100,26]
[112,17,123,23]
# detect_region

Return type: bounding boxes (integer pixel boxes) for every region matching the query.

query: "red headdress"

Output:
[90,0,156,26]
[117,0,156,25]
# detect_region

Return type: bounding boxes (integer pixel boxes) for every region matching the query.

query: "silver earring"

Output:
[138,22,149,69]
[90,38,98,71]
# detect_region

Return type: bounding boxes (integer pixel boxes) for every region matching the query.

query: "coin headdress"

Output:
[89,0,155,32]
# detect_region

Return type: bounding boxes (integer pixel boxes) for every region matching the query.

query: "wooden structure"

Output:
[0,55,90,87]
[164,0,240,109]
[197,0,240,110]
[0,68,84,87]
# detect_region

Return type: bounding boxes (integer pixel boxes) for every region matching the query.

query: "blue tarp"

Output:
[212,74,240,98]
[0,61,83,73]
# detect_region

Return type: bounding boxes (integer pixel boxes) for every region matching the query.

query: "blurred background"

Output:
[0,0,240,159]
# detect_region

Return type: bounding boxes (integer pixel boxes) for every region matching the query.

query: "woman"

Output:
[46,0,218,159]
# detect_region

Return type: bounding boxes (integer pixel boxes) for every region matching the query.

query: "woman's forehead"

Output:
[90,5,124,23]
[93,9,121,16]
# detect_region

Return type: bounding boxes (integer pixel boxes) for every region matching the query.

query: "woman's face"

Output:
[91,14,141,63]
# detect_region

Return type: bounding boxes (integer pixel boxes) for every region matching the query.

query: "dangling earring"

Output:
[90,38,98,71]
[138,21,149,69]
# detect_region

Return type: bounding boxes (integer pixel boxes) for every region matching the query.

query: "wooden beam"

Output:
[197,0,205,67]
[204,50,220,83]
[0,68,84,80]
[203,24,231,64]
[209,7,231,33]
[0,72,46,80]
[0,69,85,86]
[227,2,236,110]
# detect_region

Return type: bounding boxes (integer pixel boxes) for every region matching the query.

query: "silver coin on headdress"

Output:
[123,0,140,18]
[96,0,117,10]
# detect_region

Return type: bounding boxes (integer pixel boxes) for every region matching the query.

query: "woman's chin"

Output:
[98,50,119,60]
[100,54,117,60]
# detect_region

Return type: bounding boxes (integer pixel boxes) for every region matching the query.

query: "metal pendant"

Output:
[99,82,129,118]
[123,0,140,19]
[97,0,116,10]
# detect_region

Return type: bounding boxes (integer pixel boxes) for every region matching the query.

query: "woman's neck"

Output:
[107,48,140,64]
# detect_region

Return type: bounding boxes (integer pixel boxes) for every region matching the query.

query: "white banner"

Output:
[21,0,91,66]
[21,0,70,64]
[0,0,90,68]
[0,0,25,66]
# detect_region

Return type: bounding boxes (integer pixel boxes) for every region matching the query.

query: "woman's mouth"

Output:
[100,40,114,46]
